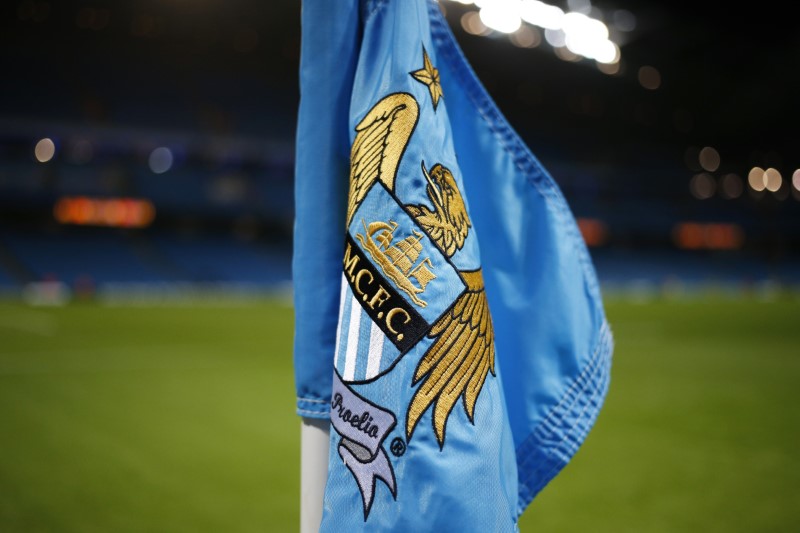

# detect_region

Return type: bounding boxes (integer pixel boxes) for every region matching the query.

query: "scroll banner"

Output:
[331,372,397,517]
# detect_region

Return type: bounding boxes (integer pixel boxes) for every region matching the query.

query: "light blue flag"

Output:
[293,0,614,530]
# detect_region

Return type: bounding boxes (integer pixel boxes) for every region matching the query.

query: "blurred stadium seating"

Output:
[1,115,799,293]
[0,119,295,294]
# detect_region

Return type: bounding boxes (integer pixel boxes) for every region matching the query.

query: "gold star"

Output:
[410,47,443,110]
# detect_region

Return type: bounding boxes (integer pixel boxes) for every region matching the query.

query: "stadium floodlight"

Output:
[479,0,522,34]
[520,0,565,30]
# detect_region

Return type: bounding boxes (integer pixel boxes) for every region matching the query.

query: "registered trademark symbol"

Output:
[390,437,406,457]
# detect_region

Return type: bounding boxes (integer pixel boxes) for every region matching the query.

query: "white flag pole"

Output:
[300,417,330,533]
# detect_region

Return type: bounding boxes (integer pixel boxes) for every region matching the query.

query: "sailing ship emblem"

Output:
[356,219,437,308]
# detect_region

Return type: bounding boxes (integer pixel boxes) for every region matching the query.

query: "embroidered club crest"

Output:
[329,52,496,520]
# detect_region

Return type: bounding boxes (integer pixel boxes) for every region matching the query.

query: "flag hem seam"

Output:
[514,321,614,515]
[297,396,331,419]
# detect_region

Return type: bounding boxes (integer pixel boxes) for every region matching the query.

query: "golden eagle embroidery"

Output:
[405,163,495,447]
[407,162,471,257]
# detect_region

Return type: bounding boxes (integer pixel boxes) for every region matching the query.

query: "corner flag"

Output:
[293,0,613,530]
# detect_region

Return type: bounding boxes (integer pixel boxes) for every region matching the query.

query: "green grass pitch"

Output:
[0,295,798,532]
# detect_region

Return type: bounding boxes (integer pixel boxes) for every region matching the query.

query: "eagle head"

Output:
[418,161,471,256]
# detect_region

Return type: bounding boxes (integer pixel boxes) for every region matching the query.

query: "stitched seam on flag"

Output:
[518,352,611,512]
[545,352,607,460]
[427,2,602,303]
[297,408,328,418]
[515,341,611,514]
[514,326,610,483]
[515,323,610,470]
[297,397,329,403]
[539,324,609,432]
[514,324,613,515]
[296,397,330,418]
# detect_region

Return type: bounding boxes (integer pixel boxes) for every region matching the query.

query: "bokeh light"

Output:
[689,172,715,199]
[673,222,744,250]
[748,167,766,191]
[453,0,622,63]
[720,173,743,199]
[54,197,155,228]
[764,167,782,192]
[520,0,564,30]
[510,25,541,48]
[479,0,522,33]
[461,11,489,35]
[699,146,720,172]
[638,65,661,90]
[148,147,174,174]
[34,138,55,163]
[576,217,609,246]
[596,60,621,75]
[613,9,636,31]
[544,28,566,47]
[562,12,615,63]
[554,46,580,62]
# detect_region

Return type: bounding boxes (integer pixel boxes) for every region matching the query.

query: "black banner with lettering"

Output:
[342,233,429,353]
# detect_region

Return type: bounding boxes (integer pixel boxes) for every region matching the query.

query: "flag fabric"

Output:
[293,0,614,530]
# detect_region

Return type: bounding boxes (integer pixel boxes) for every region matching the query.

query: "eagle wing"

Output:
[347,93,419,224]
[406,269,495,446]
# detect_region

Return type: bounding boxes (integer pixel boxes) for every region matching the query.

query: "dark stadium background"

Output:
[1,1,798,532]
[2,0,798,293]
